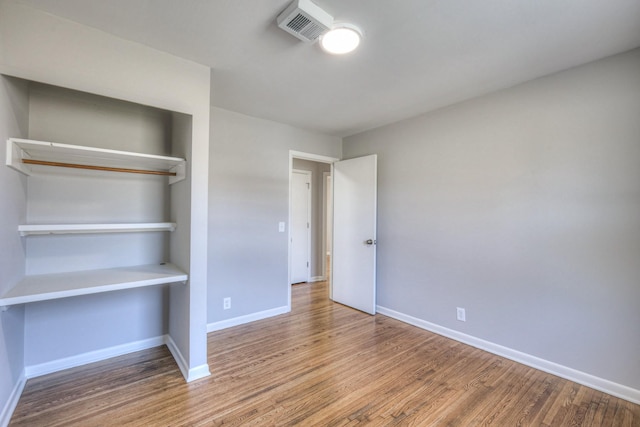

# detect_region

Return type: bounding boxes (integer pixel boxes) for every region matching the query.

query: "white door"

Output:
[291,170,311,284]
[332,155,377,314]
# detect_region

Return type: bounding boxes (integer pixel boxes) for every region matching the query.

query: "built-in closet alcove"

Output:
[0,78,194,374]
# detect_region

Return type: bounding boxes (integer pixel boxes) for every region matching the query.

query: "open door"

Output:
[332,155,377,315]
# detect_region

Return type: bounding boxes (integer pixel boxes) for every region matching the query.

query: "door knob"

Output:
[365,239,376,245]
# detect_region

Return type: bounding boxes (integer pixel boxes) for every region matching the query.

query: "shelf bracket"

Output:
[169,162,186,185]
[0,305,9,312]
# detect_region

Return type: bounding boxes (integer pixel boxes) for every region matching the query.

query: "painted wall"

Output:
[168,111,194,375]
[0,75,28,425]
[0,1,211,413]
[208,107,341,324]
[292,158,331,279]
[343,48,640,391]
[23,84,171,366]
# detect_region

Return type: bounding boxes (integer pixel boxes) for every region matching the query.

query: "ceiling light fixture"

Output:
[320,23,362,55]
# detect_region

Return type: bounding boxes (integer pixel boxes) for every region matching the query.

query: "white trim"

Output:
[24,336,165,379]
[185,364,211,382]
[165,335,211,382]
[322,171,332,276]
[329,163,334,300]
[377,305,640,405]
[165,334,188,379]
[207,305,289,332]
[289,150,339,164]
[309,276,325,283]
[0,373,25,427]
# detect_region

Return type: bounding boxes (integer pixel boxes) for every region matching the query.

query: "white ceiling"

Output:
[14,0,640,137]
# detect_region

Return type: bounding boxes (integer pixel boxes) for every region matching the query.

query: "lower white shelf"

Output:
[0,263,187,308]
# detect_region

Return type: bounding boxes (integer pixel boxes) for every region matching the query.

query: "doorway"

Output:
[288,151,378,314]
[288,151,338,308]
[290,160,331,283]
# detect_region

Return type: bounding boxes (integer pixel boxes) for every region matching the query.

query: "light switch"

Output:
[278,221,286,232]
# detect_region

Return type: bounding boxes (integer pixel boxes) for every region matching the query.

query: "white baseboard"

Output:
[0,373,25,427]
[23,335,211,383]
[24,336,166,379]
[207,305,289,332]
[309,276,325,283]
[377,305,640,405]
[186,364,211,382]
[164,335,210,382]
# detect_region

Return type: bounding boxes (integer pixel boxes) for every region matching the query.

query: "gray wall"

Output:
[168,111,193,364]
[208,107,341,323]
[23,84,172,366]
[344,48,640,390]
[292,158,331,279]
[0,75,28,423]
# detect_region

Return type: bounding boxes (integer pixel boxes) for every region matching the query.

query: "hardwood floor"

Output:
[10,281,639,426]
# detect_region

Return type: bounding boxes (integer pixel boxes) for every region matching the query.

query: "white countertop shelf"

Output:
[18,222,177,236]
[6,138,186,184]
[0,263,187,308]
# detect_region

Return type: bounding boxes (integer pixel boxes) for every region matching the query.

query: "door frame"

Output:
[291,169,312,284]
[322,171,332,283]
[288,150,339,310]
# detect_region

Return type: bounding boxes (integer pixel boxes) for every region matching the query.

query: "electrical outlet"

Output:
[223,297,231,310]
[456,307,466,322]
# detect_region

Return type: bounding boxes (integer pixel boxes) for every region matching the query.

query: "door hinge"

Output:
[307,261,309,267]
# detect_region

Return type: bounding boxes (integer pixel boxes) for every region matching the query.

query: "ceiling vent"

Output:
[277,0,333,43]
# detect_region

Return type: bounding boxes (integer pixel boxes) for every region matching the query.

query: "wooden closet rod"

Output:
[22,159,177,176]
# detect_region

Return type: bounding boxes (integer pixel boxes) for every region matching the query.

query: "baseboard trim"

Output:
[164,335,210,382]
[376,305,640,405]
[309,276,325,283]
[207,305,289,332]
[24,336,165,379]
[0,373,25,427]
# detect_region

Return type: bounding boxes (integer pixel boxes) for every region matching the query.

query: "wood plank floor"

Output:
[10,281,640,426]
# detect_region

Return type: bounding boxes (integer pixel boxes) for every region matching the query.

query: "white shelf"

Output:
[0,263,187,308]
[6,138,186,184]
[18,222,177,236]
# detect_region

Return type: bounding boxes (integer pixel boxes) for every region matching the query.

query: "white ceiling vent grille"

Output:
[277,0,333,43]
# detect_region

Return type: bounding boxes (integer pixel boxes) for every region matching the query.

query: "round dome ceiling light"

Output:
[320,24,362,55]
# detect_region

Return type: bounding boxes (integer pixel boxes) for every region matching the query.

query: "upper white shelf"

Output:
[18,222,177,237]
[0,263,187,308]
[6,138,186,184]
